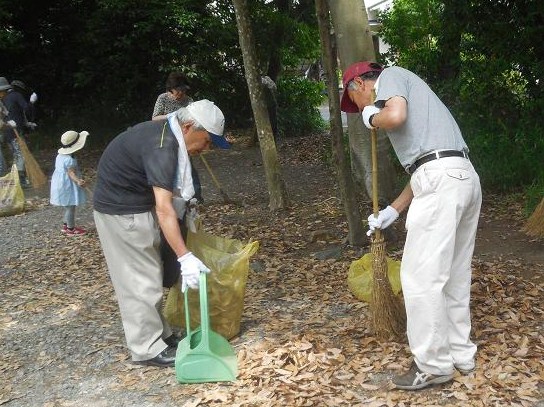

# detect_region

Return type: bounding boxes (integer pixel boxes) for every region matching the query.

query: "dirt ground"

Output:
[1,135,543,407]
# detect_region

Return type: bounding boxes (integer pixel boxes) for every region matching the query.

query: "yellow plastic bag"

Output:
[0,164,24,217]
[164,228,259,340]
[348,253,402,303]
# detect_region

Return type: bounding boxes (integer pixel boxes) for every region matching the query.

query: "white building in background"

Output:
[366,0,394,22]
[365,0,394,55]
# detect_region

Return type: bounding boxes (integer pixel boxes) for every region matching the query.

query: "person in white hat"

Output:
[50,130,89,236]
[0,78,12,135]
[0,77,26,181]
[93,99,230,367]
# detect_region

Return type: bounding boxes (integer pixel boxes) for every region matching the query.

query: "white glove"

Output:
[362,105,381,129]
[27,121,38,130]
[367,205,399,236]
[30,92,38,103]
[177,252,210,292]
[7,120,17,128]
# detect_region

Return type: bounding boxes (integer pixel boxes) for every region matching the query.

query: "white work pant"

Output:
[402,157,481,375]
[94,210,172,361]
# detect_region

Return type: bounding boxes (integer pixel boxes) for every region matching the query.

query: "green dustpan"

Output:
[175,273,238,383]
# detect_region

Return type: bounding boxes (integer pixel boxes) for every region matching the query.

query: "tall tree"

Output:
[232,0,289,211]
[328,0,397,203]
[315,0,364,245]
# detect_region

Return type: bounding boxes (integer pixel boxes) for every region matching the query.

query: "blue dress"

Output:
[50,154,86,206]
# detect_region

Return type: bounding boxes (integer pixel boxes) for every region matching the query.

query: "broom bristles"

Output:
[370,235,406,340]
[14,131,47,188]
[523,197,544,238]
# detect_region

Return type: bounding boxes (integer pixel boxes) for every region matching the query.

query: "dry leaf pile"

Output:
[1,137,543,406]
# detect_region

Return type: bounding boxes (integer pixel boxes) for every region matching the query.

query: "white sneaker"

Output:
[455,362,475,375]
[393,362,453,390]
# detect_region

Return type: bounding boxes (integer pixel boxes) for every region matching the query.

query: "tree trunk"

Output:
[328,0,397,204]
[315,0,365,246]
[232,0,289,211]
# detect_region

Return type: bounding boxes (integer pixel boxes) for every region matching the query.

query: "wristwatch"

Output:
[369,114,377,128]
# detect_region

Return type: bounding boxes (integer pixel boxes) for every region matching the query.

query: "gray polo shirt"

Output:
[374,66,468,168]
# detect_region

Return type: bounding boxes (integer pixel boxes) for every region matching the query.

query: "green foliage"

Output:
[0,0,322,143]
[525,177,544,216]
[467,123,544,191]
[276,76,325,138]
[379,0,544,192]
[379,0,443,78]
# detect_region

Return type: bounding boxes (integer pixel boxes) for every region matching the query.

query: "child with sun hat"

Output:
[50,130,89,236]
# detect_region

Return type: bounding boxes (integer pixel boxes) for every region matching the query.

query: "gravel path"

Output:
[1,191,94,272]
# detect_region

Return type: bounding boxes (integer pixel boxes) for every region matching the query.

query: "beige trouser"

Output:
[94,210,172,361]
[402,156,482,375]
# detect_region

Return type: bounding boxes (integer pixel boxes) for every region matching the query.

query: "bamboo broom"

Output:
[200,154,232,203]
[369,90,406,341]
[13,128,47,188]
[523,197,544,237]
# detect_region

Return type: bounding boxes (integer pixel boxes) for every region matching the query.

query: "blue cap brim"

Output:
[210,133,231,149]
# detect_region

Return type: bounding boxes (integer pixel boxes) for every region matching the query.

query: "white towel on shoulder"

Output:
[167,113,194,201]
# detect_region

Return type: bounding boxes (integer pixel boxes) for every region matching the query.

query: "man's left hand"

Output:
[178,252,211,292]
[367,205,399,236]
[362,105,381,129]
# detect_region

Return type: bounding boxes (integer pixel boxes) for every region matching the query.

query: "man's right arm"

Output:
[153,186,188,258]
[368,95,407,130]
[390,183,414,214]
[152,95,165,120]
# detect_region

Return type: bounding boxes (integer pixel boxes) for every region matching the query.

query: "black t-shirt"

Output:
[93,120,179,215]
[4,90,33,128]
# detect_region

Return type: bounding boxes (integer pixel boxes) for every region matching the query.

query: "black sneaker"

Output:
[135,346,176,367]
[393,361,453,390]
[164,334,182,348]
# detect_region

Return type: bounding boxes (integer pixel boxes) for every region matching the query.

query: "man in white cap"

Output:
[93,99,230,367]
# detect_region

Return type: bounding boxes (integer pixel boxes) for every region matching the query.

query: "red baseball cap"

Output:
[340,61,383,113]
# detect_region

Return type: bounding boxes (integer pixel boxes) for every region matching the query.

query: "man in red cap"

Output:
[341,62,482,390]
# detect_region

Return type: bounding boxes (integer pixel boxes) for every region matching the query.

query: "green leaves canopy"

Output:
[0,0,322,138]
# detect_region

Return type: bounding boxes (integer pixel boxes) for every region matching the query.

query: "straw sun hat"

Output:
[58,130,89,154]
[0,77,12,91]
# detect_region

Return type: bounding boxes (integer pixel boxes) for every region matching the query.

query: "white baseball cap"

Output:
[187,99,230,149]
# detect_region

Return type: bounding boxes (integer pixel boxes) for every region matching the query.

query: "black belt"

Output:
[406,150,468,175]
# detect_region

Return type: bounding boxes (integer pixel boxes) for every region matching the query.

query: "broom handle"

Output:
[13,127,21,141]
[370,89,382,240]
[200,154,222,192]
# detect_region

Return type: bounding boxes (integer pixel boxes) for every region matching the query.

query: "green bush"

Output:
[465,121,544,192]
[378,0,544,194]
[524,176,544,216]
[276,76,326,138]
